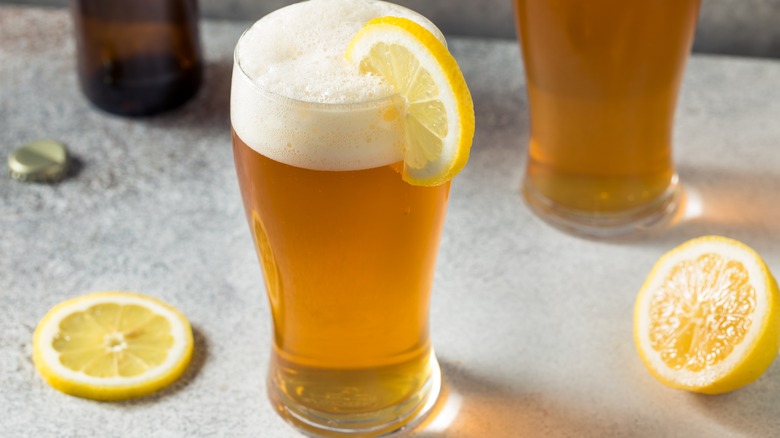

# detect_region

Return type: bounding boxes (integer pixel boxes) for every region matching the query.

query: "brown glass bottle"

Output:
[71,0,202,116]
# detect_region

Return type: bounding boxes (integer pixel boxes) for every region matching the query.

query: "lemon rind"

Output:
[634,236,780,394]
[346,16,474,187]
[33,291,193,401]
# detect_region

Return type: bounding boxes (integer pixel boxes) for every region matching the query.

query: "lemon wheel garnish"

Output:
[634,236,780,394]
[33,291,193,401]
[346,16,475,186]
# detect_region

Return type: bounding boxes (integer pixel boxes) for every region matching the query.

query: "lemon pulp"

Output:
[346,16,474,186]
[53,303,175,378]
[648,253,756,372]
[357,42,447,170]
[33,291,193,401]
[634,236,780,394]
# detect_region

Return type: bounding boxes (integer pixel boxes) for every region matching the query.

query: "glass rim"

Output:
[232,26,403,113]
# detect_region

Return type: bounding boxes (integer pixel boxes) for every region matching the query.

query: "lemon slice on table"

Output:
[33,291,193,401]
[346,16,475,186]
[634,236,780,394]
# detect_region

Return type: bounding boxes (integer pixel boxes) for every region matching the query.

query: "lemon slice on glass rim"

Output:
[33,291,193,401]
[634,236,780,394]
[346,16,475,186]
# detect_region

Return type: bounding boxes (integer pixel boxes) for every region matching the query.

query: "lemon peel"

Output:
[33,291,193,401]
[346,16,475,186]
[634,236,780,394]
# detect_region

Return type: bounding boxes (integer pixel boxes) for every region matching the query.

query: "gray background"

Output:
[2,0,780,58]
[3,2,780,437]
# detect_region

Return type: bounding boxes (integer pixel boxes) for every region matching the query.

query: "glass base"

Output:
[522,175,683,239]
[268,353,442,437]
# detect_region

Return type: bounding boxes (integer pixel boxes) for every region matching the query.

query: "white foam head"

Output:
[231,0,445,171]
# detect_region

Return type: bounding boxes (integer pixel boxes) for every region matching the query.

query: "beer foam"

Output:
[231,0,445,171]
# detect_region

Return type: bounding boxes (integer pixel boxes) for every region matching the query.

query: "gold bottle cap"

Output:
[8,139,70,182]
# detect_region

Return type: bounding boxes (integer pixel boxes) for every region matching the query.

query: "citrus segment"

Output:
[33,291,193,401]
[346,16,474,186]
[634,236,780,394]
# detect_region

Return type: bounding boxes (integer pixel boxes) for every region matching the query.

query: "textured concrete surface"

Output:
[2,0,780,58]
[3,5,780,438]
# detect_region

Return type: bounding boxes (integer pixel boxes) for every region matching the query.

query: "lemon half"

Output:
[346,16,475,186]
[634,236,780,394]
[33,291,193,401]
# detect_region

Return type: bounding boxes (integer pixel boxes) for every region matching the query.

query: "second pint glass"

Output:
[515,0,701,236]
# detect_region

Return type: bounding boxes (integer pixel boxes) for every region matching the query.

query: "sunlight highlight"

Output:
[681,186,703,220]
[423,390,463,432]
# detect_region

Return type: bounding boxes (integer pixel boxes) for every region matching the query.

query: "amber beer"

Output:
[515,0,701,235]
[230,1,449,434]
[233,132,448,421]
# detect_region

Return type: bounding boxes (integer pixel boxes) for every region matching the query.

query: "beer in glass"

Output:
[231,0,454,434]
[515,0,701,236]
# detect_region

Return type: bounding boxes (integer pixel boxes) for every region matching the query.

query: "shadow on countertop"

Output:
[121,325,209,406]
[415,360,646,438]
[416,355,780,437]
[655,164,780,254]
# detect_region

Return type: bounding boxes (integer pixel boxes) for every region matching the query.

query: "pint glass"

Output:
[515,0,701,236]
[230,2,447,435]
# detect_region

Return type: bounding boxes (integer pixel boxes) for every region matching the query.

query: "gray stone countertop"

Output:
[3,5,780,438]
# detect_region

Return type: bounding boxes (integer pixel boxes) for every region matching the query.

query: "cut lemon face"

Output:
[634,236,780,394]
[33,291,193,401]
[346,16,475,186]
